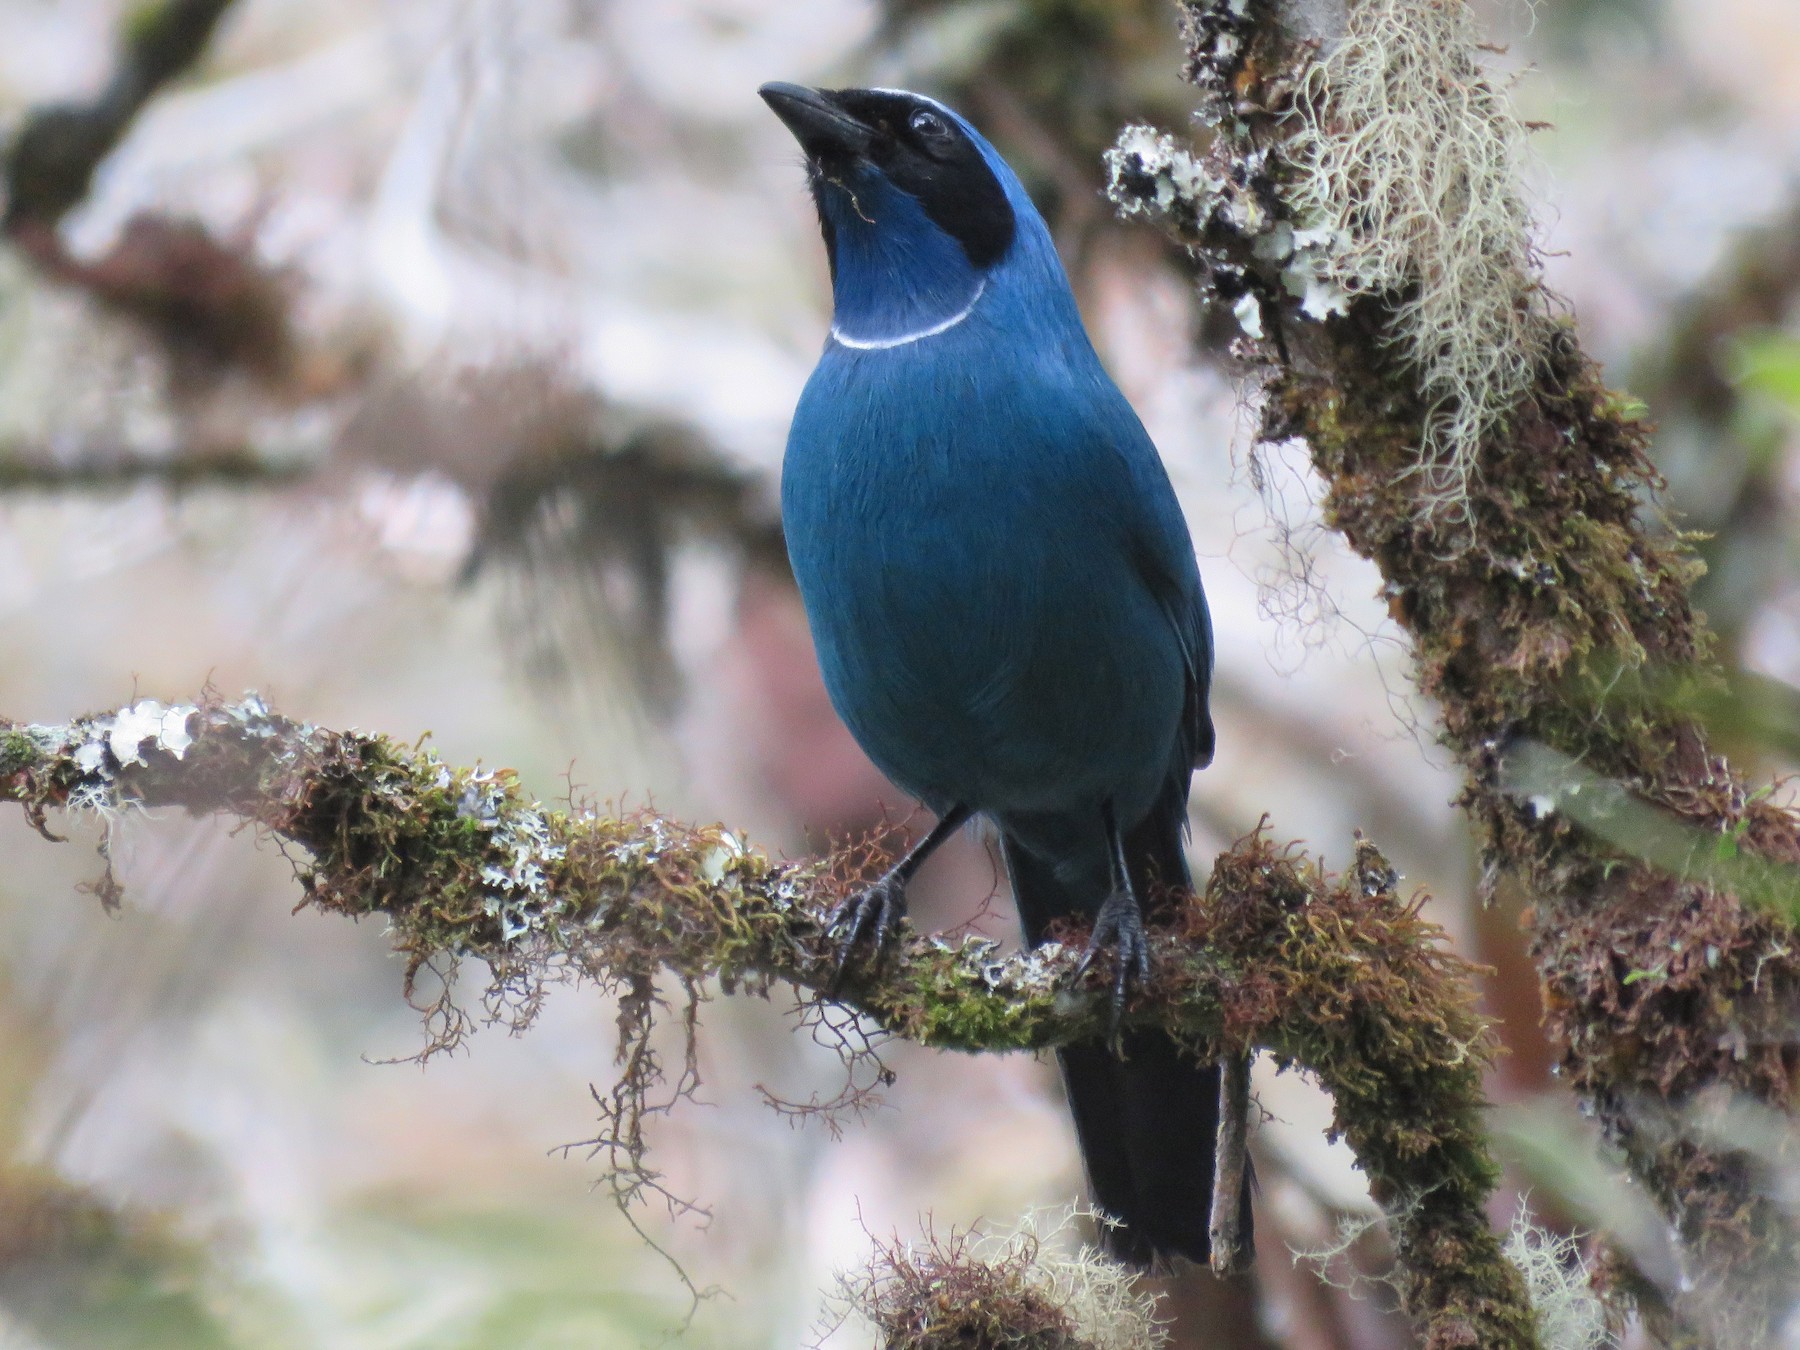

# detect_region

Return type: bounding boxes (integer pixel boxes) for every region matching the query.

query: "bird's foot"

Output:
[825,872,909,993]
[1072,886,1152,1049]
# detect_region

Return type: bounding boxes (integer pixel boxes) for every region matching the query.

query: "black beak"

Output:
[759,82,873,162]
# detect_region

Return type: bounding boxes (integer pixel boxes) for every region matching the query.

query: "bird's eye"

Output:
[908,109,949,139]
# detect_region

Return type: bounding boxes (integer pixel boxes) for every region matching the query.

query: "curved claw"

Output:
[1072,886,1152,1050]
[825,873,909,993]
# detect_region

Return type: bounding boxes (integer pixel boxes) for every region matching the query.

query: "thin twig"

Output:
[1209,1050,1253,1276]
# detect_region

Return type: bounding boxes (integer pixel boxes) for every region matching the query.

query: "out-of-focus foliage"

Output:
[0,1167,237,1350]
[1735,332,1800,418]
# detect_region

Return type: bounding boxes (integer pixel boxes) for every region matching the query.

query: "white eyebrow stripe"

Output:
[830,279,985,350]
[864,87,958,119]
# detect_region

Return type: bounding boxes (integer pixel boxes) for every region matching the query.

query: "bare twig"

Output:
[1209,1051,1253,1276]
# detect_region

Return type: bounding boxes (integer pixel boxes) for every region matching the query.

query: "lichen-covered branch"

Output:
[1,694,1536,1348]
[1106,1,1800,1342]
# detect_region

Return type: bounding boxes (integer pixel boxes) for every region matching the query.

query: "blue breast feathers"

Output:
[780,88,1211,833]
[815,167,987,347]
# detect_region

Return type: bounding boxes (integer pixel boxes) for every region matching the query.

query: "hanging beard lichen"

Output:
[1279,0,1553,514]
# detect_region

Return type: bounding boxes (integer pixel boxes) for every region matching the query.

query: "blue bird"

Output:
[760,82,1249,1267]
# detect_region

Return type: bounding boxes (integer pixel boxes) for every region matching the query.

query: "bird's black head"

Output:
[759,82,1016,271]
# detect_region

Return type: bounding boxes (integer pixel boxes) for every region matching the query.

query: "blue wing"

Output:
[1100,392,1215,774]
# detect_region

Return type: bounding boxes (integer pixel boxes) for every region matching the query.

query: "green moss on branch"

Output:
[2,692,1533,1347]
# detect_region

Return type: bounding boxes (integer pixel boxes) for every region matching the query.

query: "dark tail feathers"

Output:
[1002,806,1253,1268]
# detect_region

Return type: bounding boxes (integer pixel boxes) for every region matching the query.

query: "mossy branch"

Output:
[3,693,1537,1348]
[1106,0,1800,1341]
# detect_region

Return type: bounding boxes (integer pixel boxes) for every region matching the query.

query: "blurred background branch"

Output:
[0,1165,235,1350]
[0,0,305,397]
[2,0,237,231]
[0,441,309,492]
[1635,196,1800,662]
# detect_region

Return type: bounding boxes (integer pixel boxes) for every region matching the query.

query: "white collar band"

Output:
[831,278,985,350]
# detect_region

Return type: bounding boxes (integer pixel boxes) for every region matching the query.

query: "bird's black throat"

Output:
[761,82,1016,271]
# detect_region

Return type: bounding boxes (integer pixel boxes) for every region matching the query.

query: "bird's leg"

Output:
[1072,801,1152,1047]
[827,803,973,991]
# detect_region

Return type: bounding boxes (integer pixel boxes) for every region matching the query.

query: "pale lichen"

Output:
[1111,0,1553,516]
[826,1208,1169,1350]
[1105,124,1227,240]
[1505,1208,1615,1350]
[1281,0,1551,511]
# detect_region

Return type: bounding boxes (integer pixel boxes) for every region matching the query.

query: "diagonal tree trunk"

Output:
[1103,1,1800,1342]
